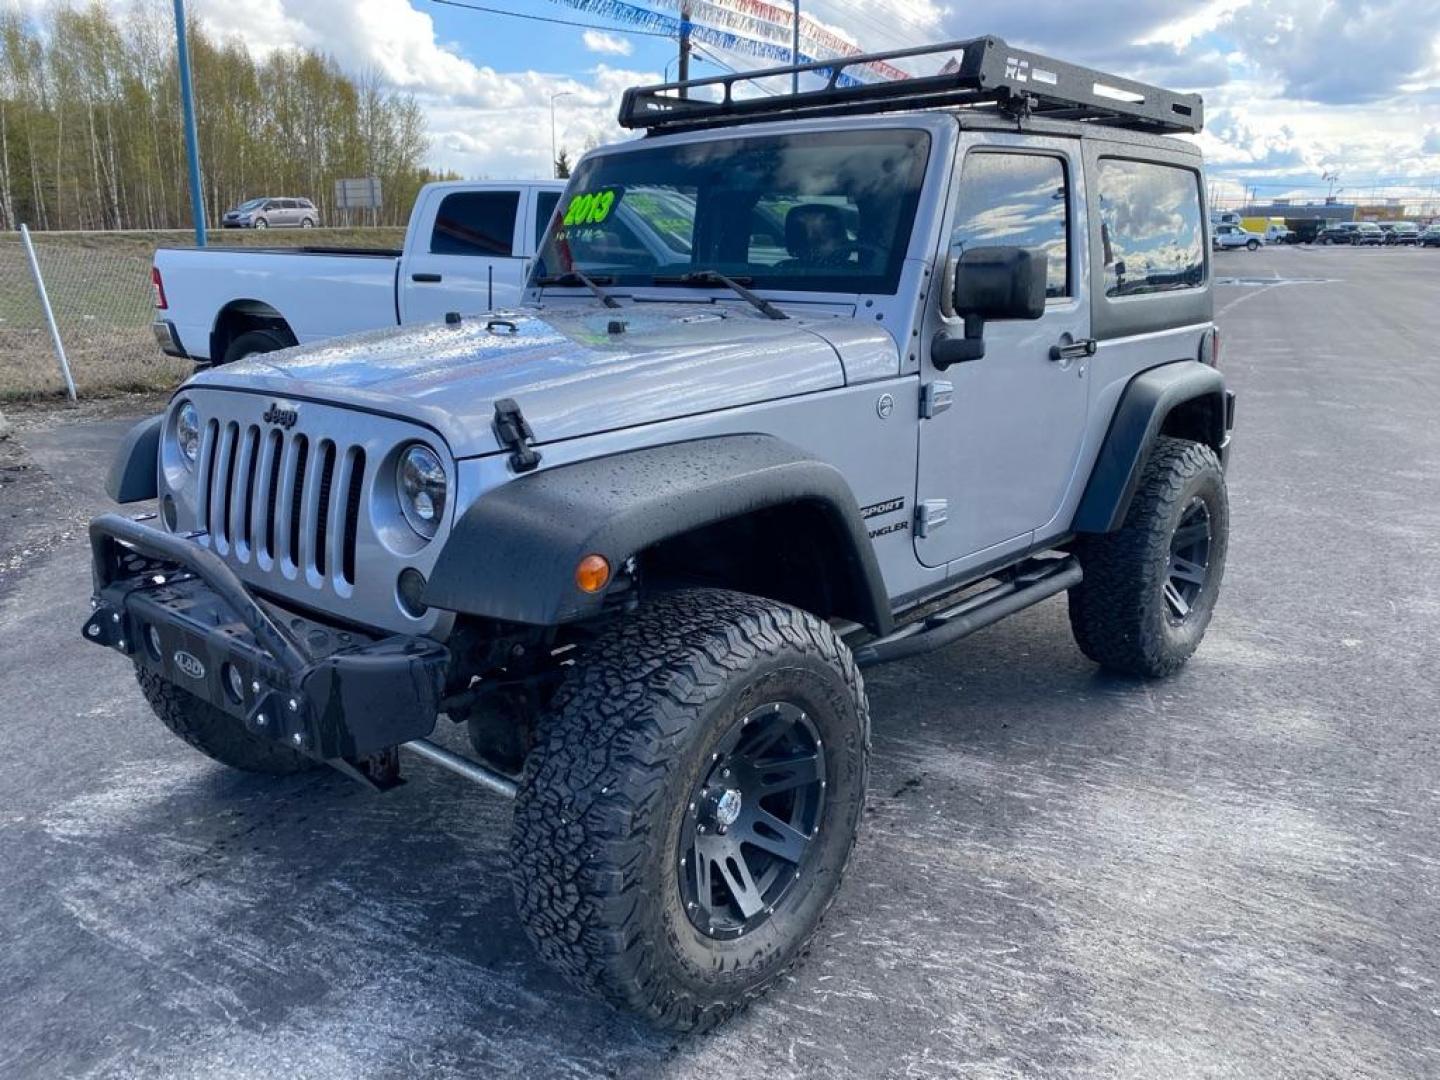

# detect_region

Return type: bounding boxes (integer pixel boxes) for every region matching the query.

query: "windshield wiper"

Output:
[650,270,788,320]
[535,269,620,309]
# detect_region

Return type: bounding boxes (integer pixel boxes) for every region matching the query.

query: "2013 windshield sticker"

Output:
[563,188,619,227]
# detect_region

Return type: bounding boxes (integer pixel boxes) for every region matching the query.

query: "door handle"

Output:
[1049,338,1096,362]
[412,272,442,283]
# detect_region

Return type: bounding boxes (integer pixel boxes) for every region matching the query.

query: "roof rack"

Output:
[618,36,1203,136]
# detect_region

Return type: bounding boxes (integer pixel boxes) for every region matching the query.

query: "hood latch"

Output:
[493,398,542,473]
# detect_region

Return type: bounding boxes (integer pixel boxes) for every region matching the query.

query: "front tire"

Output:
[134,666,317,774]
[1068,437,1228,677]
[253,218,268,230]
[1246,239,1259,251]
[301,217,314,228]
[511,589,869,1031]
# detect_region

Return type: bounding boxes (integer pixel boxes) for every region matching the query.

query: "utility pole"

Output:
[172,0,206,246]
[792,1,800,93]
[677,2,691,97]
[549,91,573,179]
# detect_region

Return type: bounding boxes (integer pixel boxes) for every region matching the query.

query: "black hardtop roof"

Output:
[619,36,1204,139]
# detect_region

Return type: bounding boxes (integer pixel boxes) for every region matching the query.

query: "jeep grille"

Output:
[171,390,456,635]
[197,420,365,590]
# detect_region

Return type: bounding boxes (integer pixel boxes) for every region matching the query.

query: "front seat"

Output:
[781,203,853,269]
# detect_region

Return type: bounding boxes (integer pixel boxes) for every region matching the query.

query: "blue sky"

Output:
[153,0,1440,205]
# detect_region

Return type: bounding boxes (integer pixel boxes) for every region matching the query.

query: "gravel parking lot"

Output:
[1,245,1437,1078]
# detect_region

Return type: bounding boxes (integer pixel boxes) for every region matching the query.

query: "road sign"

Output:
[334,178,383,210]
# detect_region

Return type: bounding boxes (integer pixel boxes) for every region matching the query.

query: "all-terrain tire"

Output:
[222,328,292,365]
[134,665,317,774]
[1068,436,1228,677]
[511,588,869,1032]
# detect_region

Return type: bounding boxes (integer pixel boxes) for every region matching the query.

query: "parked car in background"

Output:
[155,180,566,363]
[1315,223,1360,244]
[221,197,322,229]
[1263,223,1293,244]
[1420,225,1440,247]
[1213,223,1262,250]
[1384,222,1420,245]
[1350,222,1385,246]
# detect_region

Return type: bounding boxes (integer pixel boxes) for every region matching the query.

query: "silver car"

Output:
[221,197,320,229]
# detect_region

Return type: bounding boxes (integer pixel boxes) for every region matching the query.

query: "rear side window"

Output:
[1096,159,1205,297]
[950,151,1069,298]
[534,191,561,247]
[431,191,520,256]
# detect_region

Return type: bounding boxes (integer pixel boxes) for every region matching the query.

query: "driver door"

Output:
[915,136,1091,570]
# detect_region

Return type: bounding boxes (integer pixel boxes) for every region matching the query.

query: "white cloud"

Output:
[581,29,632,57]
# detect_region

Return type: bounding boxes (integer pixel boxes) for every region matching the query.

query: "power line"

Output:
[425,0,674,38]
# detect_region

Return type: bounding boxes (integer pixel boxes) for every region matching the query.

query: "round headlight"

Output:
[396,444,447,539]
[176,400,200,466]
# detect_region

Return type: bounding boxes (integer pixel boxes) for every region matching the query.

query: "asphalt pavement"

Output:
[1,245,1437,1078]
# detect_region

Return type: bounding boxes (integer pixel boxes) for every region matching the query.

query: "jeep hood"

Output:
[192,305,897,458]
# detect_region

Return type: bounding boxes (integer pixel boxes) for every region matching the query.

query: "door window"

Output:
[950,152,1069,298]
[1095,159,1205,296]
[431,190,520,256]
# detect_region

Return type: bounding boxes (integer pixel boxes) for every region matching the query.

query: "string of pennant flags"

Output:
[551,0,914,84]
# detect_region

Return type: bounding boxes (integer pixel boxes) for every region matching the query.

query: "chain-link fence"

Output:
[0,227,405,402]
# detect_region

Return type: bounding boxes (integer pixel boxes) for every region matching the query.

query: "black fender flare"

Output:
[1072,360,1227,534]
[106,414,162,503]
[424,434,893,633]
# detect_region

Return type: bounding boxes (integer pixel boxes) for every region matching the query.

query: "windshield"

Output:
[532,129,931,295]
[235,198,265,211]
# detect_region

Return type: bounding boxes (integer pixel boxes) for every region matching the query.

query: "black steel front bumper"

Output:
[82,514,449,765]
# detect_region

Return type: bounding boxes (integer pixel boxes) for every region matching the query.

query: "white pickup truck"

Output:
[152,180,566,364]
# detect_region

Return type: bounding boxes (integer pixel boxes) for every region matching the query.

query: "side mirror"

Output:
[932,246,1048,369]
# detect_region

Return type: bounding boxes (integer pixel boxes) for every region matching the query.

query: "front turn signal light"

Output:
[575,554,611,594]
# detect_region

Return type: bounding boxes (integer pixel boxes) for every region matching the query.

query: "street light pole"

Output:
[172,0,206,246]
[549,91,574,179]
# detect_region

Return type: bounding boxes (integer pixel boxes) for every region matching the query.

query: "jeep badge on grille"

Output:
[263,402,298,429]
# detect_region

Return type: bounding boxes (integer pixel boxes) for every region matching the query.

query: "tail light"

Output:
[151,265,168,310]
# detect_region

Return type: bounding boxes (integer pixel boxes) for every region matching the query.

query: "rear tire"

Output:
[135,665,317,774]
[222,328,292,365]
[511,589,869,1032]
[1068,437,1228,677]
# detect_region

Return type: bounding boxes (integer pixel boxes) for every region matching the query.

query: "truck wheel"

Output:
[511,589,869,1031]
[134,665,317,774]
[1068,436,1228,677]
[222,328,291,365]
[1246,239,1259,251]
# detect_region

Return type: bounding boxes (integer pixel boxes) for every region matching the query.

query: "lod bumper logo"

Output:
[173,650,206,680]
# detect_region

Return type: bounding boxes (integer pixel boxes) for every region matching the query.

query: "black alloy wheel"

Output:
[679,700,826,940]
[1164,497,1212,623]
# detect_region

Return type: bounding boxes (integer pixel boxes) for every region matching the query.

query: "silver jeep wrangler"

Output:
[87,37,1234,1031]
